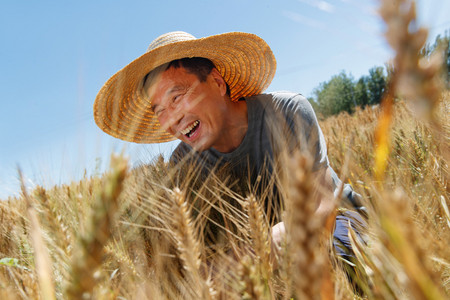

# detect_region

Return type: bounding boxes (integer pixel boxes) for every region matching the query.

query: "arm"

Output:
[271,165,336,251]
[269,94,336,259]
[314,166,336,219]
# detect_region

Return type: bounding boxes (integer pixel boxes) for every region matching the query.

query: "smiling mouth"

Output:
[180,120,200,138]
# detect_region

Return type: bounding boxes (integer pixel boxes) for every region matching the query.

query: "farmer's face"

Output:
[148,66,229,152]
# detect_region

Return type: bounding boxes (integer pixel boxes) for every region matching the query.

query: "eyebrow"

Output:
[166,85,186,96]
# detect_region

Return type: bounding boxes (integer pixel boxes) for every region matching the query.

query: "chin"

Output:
[187,140,210,152]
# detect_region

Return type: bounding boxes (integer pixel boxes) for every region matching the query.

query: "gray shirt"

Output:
[171,92,362,209]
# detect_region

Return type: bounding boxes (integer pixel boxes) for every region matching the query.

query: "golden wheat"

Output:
[0,0,449,299]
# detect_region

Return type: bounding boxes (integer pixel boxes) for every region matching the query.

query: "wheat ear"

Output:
[284,152,327,300]
[243,194,273,298]
[378,189,446,299]
[238,254,266,300]
[169,187,216,299]
[379,0,449,171]
[65,154,128,299]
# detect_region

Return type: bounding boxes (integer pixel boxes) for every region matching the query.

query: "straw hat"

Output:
[93,31,276,144]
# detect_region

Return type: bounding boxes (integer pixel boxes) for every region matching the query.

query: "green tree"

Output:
[313,71,356,117]
[354,76,369,108]
[367,66,386,105]
[308,30,449,119]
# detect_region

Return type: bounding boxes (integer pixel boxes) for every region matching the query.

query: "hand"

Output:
[270,221,286,269]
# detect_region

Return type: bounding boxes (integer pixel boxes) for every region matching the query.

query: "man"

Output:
[94,31,366,265]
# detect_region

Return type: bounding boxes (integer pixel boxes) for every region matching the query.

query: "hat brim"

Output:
[93,32,276,144]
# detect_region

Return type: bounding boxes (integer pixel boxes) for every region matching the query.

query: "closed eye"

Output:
[173,93,184,103]
[155,108,165,117]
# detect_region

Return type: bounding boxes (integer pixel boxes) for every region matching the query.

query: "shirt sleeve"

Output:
[270,92,329,172]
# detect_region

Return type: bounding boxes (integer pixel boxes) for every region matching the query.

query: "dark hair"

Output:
[168,57,215,82]
[142,57,230,97]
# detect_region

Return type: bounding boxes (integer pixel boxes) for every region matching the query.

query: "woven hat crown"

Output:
[147,31,196,52]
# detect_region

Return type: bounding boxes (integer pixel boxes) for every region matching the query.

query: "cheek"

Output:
[157,115,171,132]
[186,91,209,110]
[166,127,176,135]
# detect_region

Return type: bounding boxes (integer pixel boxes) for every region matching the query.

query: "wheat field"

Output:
[1,0,449,299]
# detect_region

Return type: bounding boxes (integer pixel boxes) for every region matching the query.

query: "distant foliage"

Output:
[309,67,387,118]
[420,29,450,88]
[311,71,356,117]
[309,29,449,118]
[367,66,387,106]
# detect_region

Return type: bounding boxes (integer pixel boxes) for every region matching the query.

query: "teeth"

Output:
[180,120,199,135]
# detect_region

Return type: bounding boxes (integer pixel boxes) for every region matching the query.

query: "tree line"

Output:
[308,29,449,119]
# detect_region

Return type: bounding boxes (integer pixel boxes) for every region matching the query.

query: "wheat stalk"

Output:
[19,168,56,300]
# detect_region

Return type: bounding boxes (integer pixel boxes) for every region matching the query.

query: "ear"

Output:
[210,68,228,97]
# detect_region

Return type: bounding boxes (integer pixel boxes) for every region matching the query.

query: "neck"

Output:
[213,100,248,153]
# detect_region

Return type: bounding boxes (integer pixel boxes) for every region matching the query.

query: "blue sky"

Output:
[1,0,449,199]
